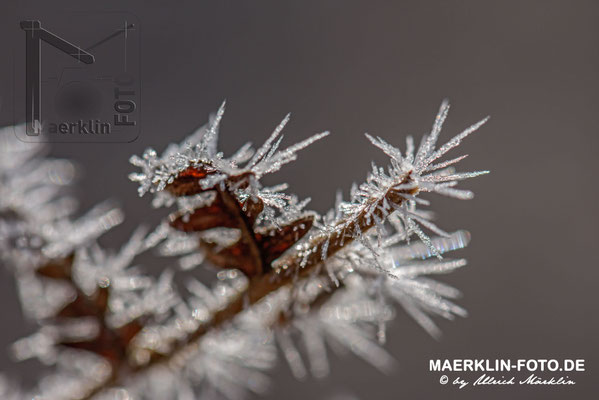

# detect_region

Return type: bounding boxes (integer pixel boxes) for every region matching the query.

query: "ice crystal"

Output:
[129,102,328,198]
[272,230,471,378]
[122,328,275,400]
[0,125,77,268]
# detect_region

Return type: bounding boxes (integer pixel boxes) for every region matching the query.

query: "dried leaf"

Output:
[256,216,314,265]
[166,165,212,196]
[60,319,144,364]
[57,287,109,319]
[203,240,263,277]
[170,195,237,232]
[36,253,75,280]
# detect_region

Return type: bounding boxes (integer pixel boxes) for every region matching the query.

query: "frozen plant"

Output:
[0,100,489,399]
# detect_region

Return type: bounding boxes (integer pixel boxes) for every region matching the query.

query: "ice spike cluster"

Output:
[0,100,488,399]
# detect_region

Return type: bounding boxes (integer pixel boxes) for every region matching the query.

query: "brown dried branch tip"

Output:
[167,166,314,277]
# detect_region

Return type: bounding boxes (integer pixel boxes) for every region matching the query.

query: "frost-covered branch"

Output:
[0,100,489,400]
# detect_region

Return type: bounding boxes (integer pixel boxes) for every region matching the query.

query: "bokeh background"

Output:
[1,1,598,399]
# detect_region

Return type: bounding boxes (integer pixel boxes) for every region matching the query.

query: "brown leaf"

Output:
[238,196,264,226]
[202,215,313,276]
[60,319,144,364]
[256,215,314,265]
[166,166,213,196]
[170,194,237,232]
[57,287,109,319]
[222,172,264,224]
[117,318,145,345]
[36,253,75,280]
[203,240,263,277]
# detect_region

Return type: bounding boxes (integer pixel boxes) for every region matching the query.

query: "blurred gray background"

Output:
[1,1,598,399]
